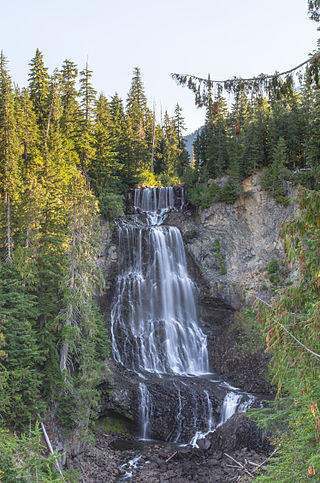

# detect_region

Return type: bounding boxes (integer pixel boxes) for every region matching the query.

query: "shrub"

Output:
[219,179,238,204]
[266,258,280,274]
[99,191,124,221]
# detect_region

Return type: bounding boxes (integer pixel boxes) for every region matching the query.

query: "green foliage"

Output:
[266,257,280,274]
[28,49,49,126]
[252,187,320,481]
[212,238,227,275]
[0,422,65,481]
[0,262,45,428]
[181,166,198,186]
[187,178,238,209]
[260,137,291,205]
[56,388,77,428]
[94,413,132,435]
[264,257,290,287]
[137,169,160,187]
[0,44,319,472]
[200,182,221,208]
[99,190,124,221]
[219,179,238,204]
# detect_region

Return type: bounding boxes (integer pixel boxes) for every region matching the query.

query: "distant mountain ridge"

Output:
[184,127,203,160]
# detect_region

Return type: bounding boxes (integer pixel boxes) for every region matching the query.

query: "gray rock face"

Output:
[208,413,271,453]
[167,173,295,309]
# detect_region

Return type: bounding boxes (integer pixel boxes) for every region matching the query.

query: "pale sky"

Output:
[0,0,319,133]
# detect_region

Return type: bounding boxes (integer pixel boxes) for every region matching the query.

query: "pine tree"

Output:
[161,111,180,179]
[173,104,190,176]
[205,92,228,179]
[0,262,44,427]
[286,94,306,170]
[305,89,320,189]
[260,137,289,203]
[90,93,120,194]
[14,87,39,178]
[126,67,149,132]
[60,59,81,148]
[254,187,320,481]
[79,62,96,171]
[126,67,152,174]
[0,53,21,260]
[28,49,50,128]
[193,128,207,180]
[109,93,133,186]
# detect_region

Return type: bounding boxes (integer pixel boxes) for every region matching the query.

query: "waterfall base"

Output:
[98,360,261,445]
[68,412,271,482]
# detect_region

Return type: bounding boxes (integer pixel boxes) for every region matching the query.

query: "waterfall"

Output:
[219,392,242,426]
[174,386,183,443]
[111,186,208,376]
[204,390,214,432]
[134,186,175,225]
[139,383,151,440]
[111,186,257,442]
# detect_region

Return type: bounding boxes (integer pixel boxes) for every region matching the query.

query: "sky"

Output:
[0,0,319,134]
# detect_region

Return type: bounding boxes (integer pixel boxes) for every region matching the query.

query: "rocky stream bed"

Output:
[68,413,272,482]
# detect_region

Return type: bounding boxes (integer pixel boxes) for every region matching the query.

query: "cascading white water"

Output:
[134,186,175,225]
[111,187,208,376]
[174,386,183,443]
[139,383,151,440]
[219,392,242,426]
[111,186,257,443]
[204,390,214,432]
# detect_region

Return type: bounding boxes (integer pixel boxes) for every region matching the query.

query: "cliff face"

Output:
[167,173,295,310]
[95,175,296,435]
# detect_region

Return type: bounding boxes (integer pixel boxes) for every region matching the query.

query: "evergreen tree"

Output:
[126,67,149,132]
[305,89,320,189]
[28,49,50,128]
[79,62,96,171]
[90,93,120,194]
[193,127,208,180]
[109,93,132,186]
[126,67,152,174]
[254,187,320,481]
[0,262,44,427]
[260,137,290,203]
[0,53,21,260]
[173,104,190,176]
[57,171,109,427]
[161,111,180,179]
[204,92,228,179]
[60,59,81,147]
[14,87,39,178]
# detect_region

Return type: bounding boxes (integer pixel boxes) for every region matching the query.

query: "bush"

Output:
[188,178,239,208]
[181,166,198,186]
[269,273,281,285]
[266,258,280,273]
[0,422,67,481]
[188,184,206,207]
[157,172,180,187]
[219,179,238,204]
[200,182,221,208]
[137,169,161,187]
[212,238,227,275]
[99,190,124,221]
